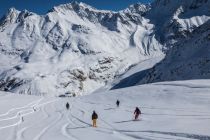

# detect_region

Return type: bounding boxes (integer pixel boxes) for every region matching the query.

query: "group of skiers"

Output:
[66,100,141,128]
[116,100,141,120]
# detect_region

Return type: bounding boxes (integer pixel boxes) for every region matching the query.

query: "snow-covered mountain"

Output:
[0,1,163,96]
[112,2,210,89]
[0,0,209,95]
[146,0,210,48]
[137,20,210,84]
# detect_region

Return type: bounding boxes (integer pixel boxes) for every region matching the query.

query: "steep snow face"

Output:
[123,3,150,15]
[110,0,210,90]
[112,20,210,89]
[0,2,163,96]
[0,8,20,31]
[147,0,210,46]
[138,20,210,84]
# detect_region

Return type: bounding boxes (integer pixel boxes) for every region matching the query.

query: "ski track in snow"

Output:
[0,98,59,140]
[61,100,80,140]
[0,98,43,130]
[32,102,64,140]
[33,113,63,140]
[16,127,28,140]
[79,99,210,119]
[73,100,155,140]
[0,98,43,118]
[1,81,210,140]
[1,99,209,140]
[16,105,50,140]
[74,98,210,140]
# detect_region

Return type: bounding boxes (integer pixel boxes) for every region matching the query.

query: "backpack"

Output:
[92,112,98,119]
[135,108,141,115]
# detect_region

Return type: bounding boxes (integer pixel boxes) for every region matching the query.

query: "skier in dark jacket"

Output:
[116,100,120,107]
[92,111,98,127]
[66,102,70,110]
[21,116,24,122]
[134,107,141,120]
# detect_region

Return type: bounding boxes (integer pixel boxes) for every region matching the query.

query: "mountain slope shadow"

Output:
[111,68,151,90]
[111,20,210,90]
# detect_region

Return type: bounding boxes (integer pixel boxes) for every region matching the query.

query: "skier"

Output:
[33,107,36,112]
[21,116,24,122]
[116,100,120,107]
[66,102,70,110]
[134,107,141,120]
[92,110,98,127]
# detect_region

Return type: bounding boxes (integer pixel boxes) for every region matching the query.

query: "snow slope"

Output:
[0,80,210,140]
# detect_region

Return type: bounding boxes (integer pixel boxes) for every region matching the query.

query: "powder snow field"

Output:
[0,80,210,140]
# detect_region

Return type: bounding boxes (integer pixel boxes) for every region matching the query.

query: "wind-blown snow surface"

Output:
[0,80,210,140]
[0,0,210,96]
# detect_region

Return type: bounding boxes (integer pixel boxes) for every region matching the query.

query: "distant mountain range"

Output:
[0,0,209,96]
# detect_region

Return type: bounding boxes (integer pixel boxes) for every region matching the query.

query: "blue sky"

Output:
[0,0,153,18]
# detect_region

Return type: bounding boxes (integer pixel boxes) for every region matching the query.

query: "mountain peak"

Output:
[49,1,113,14]
[0,7,20,26]
[71,1,95,9]
[6,7,20,19]
[123,3,150,15]
[8,7,20,14]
